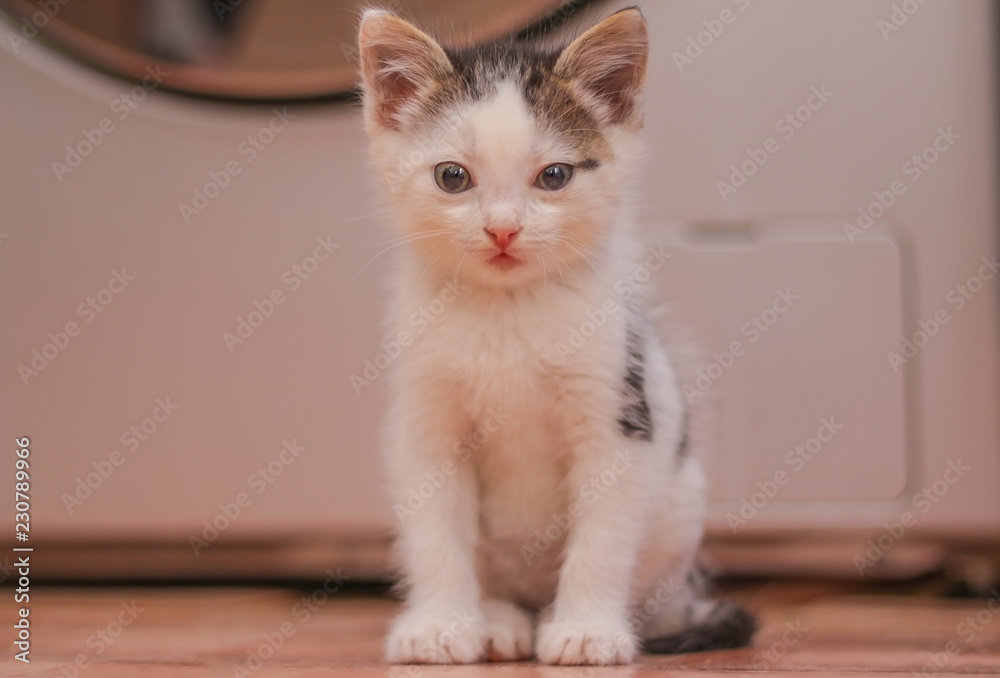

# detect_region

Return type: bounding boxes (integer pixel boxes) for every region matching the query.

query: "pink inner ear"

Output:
[555,10,648,125]
[591,65,640,124]
[374,68,418,129]
[360,14,452,131]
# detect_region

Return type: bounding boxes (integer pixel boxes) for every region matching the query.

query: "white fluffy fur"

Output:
[359,8,711,665]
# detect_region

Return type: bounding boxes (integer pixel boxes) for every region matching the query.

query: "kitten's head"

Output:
[358,7,648,288]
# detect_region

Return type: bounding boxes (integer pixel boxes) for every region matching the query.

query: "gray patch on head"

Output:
[444,41,556,101]
[619,326,654,442]
[424,39,608,160]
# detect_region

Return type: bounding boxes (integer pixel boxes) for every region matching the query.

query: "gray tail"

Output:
[642,601,757,654]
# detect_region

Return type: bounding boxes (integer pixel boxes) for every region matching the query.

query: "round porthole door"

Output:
[0,0,589,100]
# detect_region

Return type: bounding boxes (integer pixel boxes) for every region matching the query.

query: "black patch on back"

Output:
[618,328,653,442]
[642,602,757,655]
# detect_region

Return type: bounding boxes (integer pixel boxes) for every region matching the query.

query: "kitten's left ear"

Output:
[555,7,649,126]
[358,9,453,131]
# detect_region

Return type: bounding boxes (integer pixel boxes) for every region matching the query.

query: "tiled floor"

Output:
[6,579,1000,677]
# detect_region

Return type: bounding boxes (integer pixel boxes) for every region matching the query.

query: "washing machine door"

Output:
[0,0,587,99]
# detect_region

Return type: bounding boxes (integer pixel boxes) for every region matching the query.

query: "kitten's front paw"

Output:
[482,599,534,661]
[536,621,637,665]
[386,607,486,664]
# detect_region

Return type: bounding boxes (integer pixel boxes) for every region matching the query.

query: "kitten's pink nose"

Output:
[485,226,521,252]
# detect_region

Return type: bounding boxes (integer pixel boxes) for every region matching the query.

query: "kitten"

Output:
[357,6,755,665]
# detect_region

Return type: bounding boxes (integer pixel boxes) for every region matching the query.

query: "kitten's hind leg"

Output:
[481,598,534,662]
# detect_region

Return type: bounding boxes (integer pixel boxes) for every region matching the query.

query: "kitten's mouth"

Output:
[488,252,521,269]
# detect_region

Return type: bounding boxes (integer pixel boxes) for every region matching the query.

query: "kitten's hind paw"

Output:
[536,621,637,665]
[642,601,757,654]
[385,607,486,664]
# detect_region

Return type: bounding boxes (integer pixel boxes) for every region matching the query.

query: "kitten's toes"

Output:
[536,621,637,665]
[481,599,534,661]
[385,607,485,664]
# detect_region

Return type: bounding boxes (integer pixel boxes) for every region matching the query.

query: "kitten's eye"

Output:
[535,163,574,191]
[434,162,473,194]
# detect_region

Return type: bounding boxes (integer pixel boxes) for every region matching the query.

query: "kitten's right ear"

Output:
[555,7,648,127]
[358,10,452,130]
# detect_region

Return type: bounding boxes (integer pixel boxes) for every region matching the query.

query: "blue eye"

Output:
[434,162,473,193]
[535,163,574,191]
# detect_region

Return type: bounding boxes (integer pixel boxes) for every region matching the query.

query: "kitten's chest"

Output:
[414,297,573,411]
[426,306,571,537]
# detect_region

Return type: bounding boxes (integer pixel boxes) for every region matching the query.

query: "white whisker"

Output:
[351,231,451,286]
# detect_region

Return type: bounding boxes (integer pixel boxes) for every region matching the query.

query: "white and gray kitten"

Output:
[357,6,755,665]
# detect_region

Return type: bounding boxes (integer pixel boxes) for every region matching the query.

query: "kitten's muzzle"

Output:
[484,226,522,253]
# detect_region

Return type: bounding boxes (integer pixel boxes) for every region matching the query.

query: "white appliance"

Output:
[1,0,997,581]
